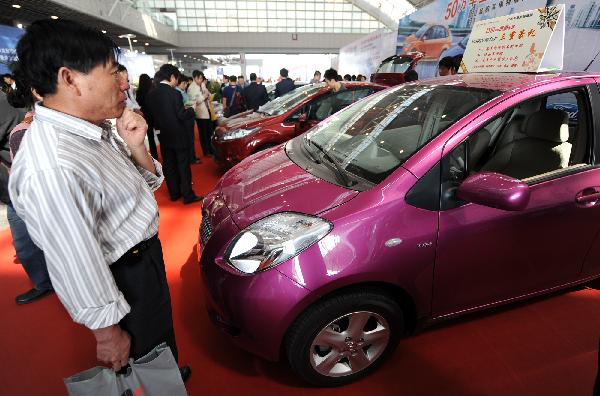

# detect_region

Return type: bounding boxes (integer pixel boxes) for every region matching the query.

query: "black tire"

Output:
[284,289,404,387]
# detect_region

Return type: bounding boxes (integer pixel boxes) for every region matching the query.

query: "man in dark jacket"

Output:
[145,64,202,204]
[242,73,269,111]
[275,68,295,97]
[0,90,24,204]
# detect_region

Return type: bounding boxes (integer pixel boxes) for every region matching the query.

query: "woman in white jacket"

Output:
[188,70,214,157]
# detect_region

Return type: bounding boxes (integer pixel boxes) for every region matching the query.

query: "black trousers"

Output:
[110,236,178,362]
[196,118,214,156]
[188,119,198,162]
[147,127,158,160]
[160,145,194,201]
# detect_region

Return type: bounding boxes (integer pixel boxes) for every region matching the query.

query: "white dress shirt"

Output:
[9,103,164,329]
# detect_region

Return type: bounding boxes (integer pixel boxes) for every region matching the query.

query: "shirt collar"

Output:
[34,102,107,141]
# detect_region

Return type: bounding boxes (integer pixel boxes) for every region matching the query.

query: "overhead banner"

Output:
[0,24,24,74]
[396,0,600,78]
[338,29,396,77]
[461,5,565,72]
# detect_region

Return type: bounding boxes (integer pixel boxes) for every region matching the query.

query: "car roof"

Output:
[413,72,600,93]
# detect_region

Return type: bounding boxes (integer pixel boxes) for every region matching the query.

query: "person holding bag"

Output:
[188,70,214,157]
[9,20,192,387]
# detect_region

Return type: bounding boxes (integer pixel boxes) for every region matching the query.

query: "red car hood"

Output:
[219,145,358,229]
[221,111,277,131]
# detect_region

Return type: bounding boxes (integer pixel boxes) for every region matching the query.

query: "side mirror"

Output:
[457,172,530,211]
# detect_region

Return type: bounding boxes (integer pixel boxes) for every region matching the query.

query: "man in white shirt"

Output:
[9,19,191,382]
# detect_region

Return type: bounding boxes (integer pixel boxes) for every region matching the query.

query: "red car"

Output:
[371,53,423,87]
[212,82,386,169]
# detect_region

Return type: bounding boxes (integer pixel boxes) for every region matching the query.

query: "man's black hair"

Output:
[323,68,338,81]
[453,54,463,70]
[6,62,34,109]
[2,73,14,80]
[249,72,257,81]
[438,56,457,71]
[238,75,244,80]
[192,69,204,78]
[177,74,187,85]
[280,68,289,78]
[155,64,180,84]
[229,75,237,81]
[343,74,351,81]
[117,63,127,73]
[16,19,120,96]
[314,70,321,77]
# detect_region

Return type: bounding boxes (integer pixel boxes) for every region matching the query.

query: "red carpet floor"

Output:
[1,153,600,395]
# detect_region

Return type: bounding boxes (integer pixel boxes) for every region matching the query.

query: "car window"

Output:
[415,24,428,39]
[439,86,593,209]
[304,84,499,184]
[424,27,434,39]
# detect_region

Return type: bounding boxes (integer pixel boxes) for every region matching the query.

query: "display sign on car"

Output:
[461,5,565,73]
[397,0,600,78]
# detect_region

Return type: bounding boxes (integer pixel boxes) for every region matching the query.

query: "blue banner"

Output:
[0,24,24,74]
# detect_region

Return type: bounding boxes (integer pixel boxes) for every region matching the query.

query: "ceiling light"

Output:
[145,42,149,46]
[16,23,23,29]
[184,54,187,57]
[12,4,21,9]
[102,30,107,33]
[50,15,58,19]
[133,39,138,42]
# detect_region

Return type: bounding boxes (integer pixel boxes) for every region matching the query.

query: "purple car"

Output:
[199,72,600,386]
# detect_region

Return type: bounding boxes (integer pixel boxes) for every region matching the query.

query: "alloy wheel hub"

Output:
[310,311,391,378]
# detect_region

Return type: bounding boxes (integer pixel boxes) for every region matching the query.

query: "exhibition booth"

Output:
[1,0,600,395]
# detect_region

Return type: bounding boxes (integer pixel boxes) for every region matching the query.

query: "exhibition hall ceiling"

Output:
[0,0,171,48]
[133,0,417,33]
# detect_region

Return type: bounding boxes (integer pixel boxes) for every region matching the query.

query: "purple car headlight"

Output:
[224,212,332,274]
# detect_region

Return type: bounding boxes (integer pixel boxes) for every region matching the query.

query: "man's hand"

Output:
[116,108,148,151]
[93,325,131,371]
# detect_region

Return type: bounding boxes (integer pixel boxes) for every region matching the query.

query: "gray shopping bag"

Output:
[64,343,187,396]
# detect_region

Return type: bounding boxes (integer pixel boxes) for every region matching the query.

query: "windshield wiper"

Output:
[305,138,354,187]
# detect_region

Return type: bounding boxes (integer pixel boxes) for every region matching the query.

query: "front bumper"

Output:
[212,136,251,169]
[198,191,311,361]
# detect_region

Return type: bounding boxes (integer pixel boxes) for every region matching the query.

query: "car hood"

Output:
[218,111,277,134]
[219,145,358,229]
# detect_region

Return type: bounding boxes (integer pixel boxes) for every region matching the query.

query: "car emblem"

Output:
[417,242,433,248]
[385,238,403,247]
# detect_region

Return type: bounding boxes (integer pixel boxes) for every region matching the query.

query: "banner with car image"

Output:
[397,0,600,78]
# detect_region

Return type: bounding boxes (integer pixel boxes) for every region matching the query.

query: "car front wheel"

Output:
[284,289,404,386]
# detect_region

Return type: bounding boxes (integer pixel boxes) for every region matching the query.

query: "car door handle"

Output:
[576,188,600,205]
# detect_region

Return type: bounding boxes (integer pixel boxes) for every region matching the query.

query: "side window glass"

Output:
[545,92,579,145]
[309,94,333,120]
[314,90,358,121]
[479,88,590,180]
[352,88,372,102]
[286,107,303,123]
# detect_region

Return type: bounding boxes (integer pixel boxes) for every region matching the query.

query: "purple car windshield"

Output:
[303,84,499,185]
